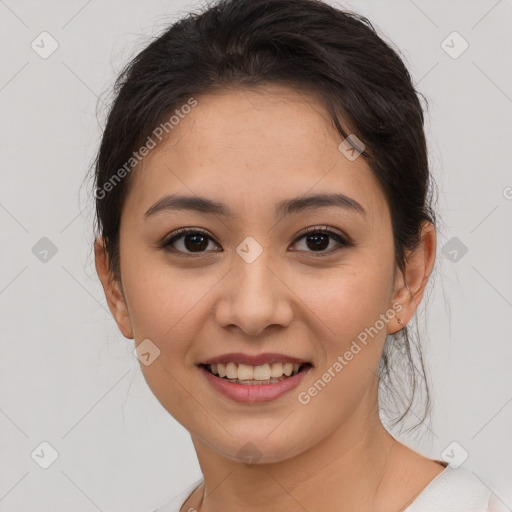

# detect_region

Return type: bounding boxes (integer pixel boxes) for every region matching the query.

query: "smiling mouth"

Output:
[199,362,313,385]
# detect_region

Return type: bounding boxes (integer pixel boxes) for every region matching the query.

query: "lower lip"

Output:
[198,365,312,403]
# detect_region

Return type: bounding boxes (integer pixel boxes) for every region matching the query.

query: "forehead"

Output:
[123,85,387,222]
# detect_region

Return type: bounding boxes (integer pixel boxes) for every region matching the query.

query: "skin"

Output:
[95,84,444,512]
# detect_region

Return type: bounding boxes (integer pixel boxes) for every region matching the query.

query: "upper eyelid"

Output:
[164,227,213,243]
[300,225,342,236]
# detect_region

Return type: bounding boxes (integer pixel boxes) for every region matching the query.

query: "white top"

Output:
[153,466,506,512]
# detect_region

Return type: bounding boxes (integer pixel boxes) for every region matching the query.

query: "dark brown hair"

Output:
[90,0,438,432]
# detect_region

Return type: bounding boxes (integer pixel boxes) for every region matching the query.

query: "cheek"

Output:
[119,260,210,420]
[302,261,393,343]
[296,261,394,413]
[120,253,219,362]
[120,244,188,329]
[293,271,392,428]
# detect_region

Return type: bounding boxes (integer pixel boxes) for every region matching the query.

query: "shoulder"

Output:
[404,465,506,512]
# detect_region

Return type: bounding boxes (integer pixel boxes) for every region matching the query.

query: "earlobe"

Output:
[388,280,413,334]
[388,221,437,334]
[94,236,134,340]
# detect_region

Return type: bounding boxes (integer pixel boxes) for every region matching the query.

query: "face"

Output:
[96,84,429,464]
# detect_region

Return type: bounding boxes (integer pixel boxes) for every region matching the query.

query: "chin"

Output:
[209,431,307,466]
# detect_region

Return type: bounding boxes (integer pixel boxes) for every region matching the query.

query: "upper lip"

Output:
[199,352,311,366]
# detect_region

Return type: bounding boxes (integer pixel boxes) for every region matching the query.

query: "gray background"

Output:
[1,0,511,510]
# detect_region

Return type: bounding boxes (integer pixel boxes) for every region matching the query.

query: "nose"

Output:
[214,253,294,336]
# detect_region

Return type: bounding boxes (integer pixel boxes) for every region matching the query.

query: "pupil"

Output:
[307,234,328,251]
[185,234,208,252]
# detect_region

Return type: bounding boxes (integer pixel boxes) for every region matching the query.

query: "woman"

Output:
[92,0,502,510]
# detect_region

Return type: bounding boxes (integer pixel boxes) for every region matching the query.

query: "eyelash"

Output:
[160,225,352,257]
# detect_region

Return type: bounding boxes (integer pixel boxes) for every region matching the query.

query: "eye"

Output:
[160,225,352,257]
[161,228,221,256]
[291,225,352,256]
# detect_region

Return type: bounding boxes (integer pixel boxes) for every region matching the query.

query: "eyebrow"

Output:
[144,192,366,220]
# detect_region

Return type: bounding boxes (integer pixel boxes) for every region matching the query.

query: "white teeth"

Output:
[270,363,284,378]
[237,363,254,380]
[225,362,238,379]
[210,362,304,380]
[253,363,271,380]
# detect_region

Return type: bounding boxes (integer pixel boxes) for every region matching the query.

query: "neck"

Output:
[189,391,401,511]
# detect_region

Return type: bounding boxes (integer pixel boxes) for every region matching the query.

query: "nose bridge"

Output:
[216,236,293,335]
[236,244,272,292]
[233,235,277,305]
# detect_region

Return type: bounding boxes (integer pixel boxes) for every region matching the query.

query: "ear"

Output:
[94,236,134,339]
[387,221,436,334]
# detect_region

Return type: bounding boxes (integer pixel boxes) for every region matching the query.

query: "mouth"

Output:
[198,361,313,385]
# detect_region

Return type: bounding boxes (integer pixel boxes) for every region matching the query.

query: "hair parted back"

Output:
[91,0,438,433]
